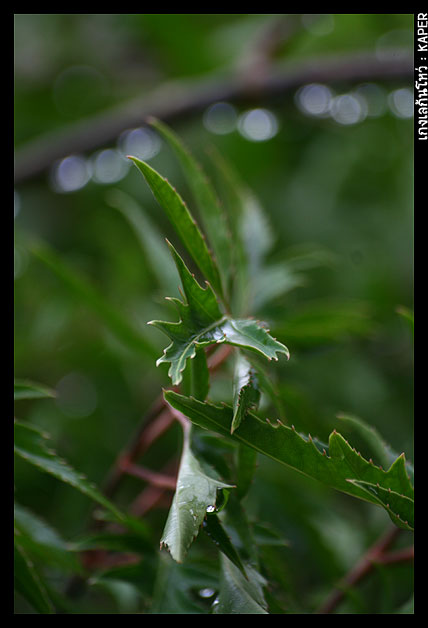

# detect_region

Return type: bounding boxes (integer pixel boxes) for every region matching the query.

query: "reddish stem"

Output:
[316,527,410,614]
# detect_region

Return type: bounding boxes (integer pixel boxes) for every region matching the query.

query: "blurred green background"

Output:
[14,14,413,613]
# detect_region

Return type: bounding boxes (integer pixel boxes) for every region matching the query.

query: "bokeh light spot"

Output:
[118,127,161,161]
[55,372,98,419]
[330,94,366,125]
[51,155,92,193]
[203,101,238,135]
[388,88,414,119]
[295,83,334,117]
[355,83,387,118]
[91,149,130,184]
[237,108,278,142]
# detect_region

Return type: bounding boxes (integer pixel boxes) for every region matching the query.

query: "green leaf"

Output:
[105,188,179,296]
[202,513,247,578]
[190,346,210,401]
[151,552,217,614]
[251,262,305,312]
[272,299,373,348]
[14,503,81,573]
[70,531,152,555]
[346,480,414,530]
[128,155,224,300]
[337,413,414,484]
[209,147,309,315]
[14,379,56,401]
[235,444,258,500]
[160,427,233,563]
[149,243,289,385]
[14,421,125,524]
[30,240,158,360]
[14,540,54,614]
[337,413,392,469]
[163,392,414,525]
[212,555,268,614]
[396,595,414,614]
[396,305,414,334]
[148,118,231,297]
[89,577,142,614]
[231,352,261,433]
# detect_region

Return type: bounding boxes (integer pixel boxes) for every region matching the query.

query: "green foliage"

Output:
[164,391,414,530]
[147,240,289,386]
[14,14,413,614]
[159,425,233,563]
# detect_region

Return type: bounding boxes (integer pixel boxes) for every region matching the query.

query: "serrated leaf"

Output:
[148,118,231,297]
[149,243,289,385]
[163,392,414,526]
[160,428,233,563]
[347,479,414,530]
[129,156,224,300]
[337,413,414,486]
[212,555,268,614]
[14,541,54,614]
[14,421,125,523]
[14,379,56,401]
[231,352,261,433]
[337,413,392,469]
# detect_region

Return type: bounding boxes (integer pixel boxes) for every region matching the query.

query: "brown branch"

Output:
[14,50,413,184]
[101,344,231,500]
[375,545,414,566]
[119,459,177,490]
[315,526,410,614]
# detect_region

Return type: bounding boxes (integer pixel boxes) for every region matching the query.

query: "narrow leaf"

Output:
[190,346,210,401]
[14,541,54,614]
[30,240,158,360]
[105,188,179,296]
[396,305,414,334]
[208,146,273,316]
[235,444,258,500]
[202,514,247,578]
[14,421,125,523]
[14,503,81,573]
[14,379,56,401]
[148,118,231,296]
[163,392,414,525]
[129,156,224,300]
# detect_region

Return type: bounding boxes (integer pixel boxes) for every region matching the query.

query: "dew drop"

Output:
[206,505,216,513]
[199,587,215,599]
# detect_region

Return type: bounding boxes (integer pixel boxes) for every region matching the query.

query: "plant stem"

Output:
[315,526,412,614]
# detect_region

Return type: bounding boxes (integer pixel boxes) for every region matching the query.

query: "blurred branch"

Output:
[315,526,413,614]
[14,50,413,184]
